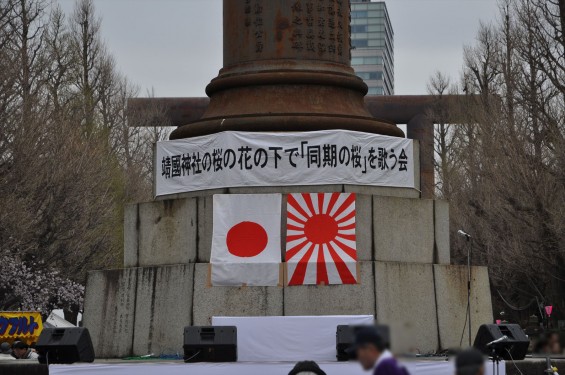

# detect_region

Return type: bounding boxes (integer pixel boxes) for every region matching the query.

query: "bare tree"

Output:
[437,0,565,323]
[7,0,48,125]
[69,0,105,132]
[427,71,458,198]
[0,0,164,318]
[43,4,74,117]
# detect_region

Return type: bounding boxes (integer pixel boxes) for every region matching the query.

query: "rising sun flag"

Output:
[286,193,358,286]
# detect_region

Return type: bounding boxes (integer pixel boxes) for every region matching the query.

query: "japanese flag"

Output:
[211,194,282,286]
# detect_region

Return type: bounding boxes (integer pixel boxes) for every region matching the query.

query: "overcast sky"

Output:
[56,0,499,98]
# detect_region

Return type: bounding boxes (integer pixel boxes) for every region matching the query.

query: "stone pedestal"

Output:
[83,0,492,359]
[83,182,493,357]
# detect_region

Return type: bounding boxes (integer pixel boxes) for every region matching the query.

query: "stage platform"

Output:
[49,359,506,375]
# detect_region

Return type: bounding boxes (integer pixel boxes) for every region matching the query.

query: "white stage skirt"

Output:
[49,316,505,375]
[212,315,374,362]
[50,360,505,375]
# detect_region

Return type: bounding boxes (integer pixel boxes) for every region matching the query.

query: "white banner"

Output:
[155,130,415,197]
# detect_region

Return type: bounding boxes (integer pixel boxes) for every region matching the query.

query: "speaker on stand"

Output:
[35,327,95,364]
[183,326,237,362]
[336,324,390,361]
[473,324,529,375]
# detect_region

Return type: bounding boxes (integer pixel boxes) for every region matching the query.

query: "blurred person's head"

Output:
[0,342,11,354]
[455,348,485,375]
[534,335,550,354]
[11,341,29,359]
[548,332,562,355]
[352,326,386,371]
[288,361,326,375]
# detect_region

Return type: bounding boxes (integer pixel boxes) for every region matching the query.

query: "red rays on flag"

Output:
[286,193,358,286]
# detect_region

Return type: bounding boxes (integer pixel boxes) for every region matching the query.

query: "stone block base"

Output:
[83,264,193,358]
[124,192,450,267]
[84,184,490,358]
[83,262,492,357]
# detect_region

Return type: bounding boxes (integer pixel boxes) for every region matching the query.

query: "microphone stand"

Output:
[465,234,472,347]
[545,356,556,375]
[490,346,501,375]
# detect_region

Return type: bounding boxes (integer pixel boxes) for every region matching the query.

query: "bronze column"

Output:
[170,0,403,140]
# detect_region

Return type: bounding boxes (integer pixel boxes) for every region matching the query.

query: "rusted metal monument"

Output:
[169,0,403,140]
[129,0,469,198]
[129,0,464,198]
[83,0,493,359]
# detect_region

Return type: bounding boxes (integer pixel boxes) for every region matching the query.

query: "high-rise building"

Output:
[350,0,394,96]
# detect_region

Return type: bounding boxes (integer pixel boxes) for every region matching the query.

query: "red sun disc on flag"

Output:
[286,193,357,286]
[226,221,268,258]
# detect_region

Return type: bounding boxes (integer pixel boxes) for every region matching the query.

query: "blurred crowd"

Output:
[532,332,563,356]
[0,341,38,360]
[285,326,564,375]
[288,327,487,375]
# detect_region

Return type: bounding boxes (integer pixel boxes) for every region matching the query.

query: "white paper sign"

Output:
[155,130,415,197]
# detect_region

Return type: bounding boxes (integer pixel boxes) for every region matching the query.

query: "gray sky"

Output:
[56,0,499,97]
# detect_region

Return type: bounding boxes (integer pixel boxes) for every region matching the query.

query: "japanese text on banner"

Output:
[155,130,415,197]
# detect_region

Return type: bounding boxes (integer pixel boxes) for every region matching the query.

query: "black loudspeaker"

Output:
[336,325,390,361]
[36,327,95,364]
[183,326,237,362]
[473,324,529,360]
